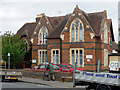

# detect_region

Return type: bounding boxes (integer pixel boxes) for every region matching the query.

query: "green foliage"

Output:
[2,31,27,68]
[118,41,120,49]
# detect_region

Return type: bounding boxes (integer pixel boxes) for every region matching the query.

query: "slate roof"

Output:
[88,12,104,35]
[17,7,114,41]
[17,22,37,38]
[107,19,114,41]
[46,14,71,39]
[47,16,65,29]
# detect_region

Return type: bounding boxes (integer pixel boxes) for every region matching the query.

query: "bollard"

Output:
[61,77,65,82]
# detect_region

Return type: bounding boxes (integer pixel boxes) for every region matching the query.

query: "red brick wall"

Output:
[31,8,113,72]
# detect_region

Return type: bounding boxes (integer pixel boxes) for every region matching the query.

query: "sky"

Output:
[0,0,119,43]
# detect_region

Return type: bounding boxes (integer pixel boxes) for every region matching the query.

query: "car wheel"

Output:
[96,84,111,90]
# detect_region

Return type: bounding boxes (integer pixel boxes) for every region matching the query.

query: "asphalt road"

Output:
[1,81,53,88]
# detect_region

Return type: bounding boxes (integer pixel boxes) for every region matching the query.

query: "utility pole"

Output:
[8,53,10,69]
[73,61,76,87]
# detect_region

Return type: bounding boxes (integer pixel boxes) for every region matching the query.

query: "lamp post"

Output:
[8,53,10,69]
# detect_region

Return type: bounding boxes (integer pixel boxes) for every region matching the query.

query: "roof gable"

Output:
[46,14,71,39]
[17,22,37,38]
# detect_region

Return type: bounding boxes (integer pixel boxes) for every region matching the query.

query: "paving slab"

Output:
[21,77,86,88]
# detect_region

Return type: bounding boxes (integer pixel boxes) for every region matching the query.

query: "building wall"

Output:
[31,9,113,72]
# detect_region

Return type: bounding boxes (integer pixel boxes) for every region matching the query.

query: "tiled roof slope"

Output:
[17,22,37,38]
[88,12,104,35]
[47,11,104,39]
[107,19,114,41]
[17,7,114,41]
[47,16,65,29]
[46,14,71,39]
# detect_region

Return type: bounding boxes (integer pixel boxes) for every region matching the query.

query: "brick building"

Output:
[17,5,114,71]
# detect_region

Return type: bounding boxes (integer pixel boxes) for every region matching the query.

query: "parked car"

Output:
[30,62,49,70]
[55,63,83,72]
[36,64,60,72]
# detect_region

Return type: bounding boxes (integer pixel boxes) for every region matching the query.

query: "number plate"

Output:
[11,77,17,79]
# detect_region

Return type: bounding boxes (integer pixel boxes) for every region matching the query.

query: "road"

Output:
[1,81,53,88]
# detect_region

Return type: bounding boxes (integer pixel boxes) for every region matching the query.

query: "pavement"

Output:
[21,77,86,88]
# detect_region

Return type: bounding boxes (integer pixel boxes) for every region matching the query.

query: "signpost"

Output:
[8,53,10,69]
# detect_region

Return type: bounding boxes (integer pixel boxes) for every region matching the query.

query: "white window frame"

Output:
[38,50,47,65]
[70,18,84,42]
[51,49,60,64]
[70,48,84,67]
[38,26,48,44]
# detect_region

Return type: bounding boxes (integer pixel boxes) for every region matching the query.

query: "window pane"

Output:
[45,51,47,62]
[56,50,59,64]
[72,50,74,65]
[80,23,82,29]
[76,50,78,65]
[40,33,42,44]
[71,25,74,42]
[46,33,47,44]
[53,51,55,64]
[43,33,44,44]
[43,51,44,63]
[80,28,83,41]
[75,20,79,26]
[40,51,41,64]
[76,27,78,41]
[80,50,83,66]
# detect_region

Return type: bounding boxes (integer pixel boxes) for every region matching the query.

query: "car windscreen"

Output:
[53,65,59,70]
[38,65,48,69]
[57,65,68,68]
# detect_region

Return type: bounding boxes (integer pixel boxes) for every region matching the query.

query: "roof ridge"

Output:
[88,11,104,15]
[26,22,37,24]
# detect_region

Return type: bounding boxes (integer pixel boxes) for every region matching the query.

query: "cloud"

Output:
[0,1,118,42]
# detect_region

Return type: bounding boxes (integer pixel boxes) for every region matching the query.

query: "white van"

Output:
[109,61,120,71]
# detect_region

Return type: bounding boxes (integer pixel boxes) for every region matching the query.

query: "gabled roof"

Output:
[17,6,114,42]
[17,22,37,38]
[107,19,114,41]
[46,14,71,39]
[47,16,65,29]
[88,12,104,35]
[46,10,105,39]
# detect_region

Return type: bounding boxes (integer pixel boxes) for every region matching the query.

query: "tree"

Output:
[2,31,27,68]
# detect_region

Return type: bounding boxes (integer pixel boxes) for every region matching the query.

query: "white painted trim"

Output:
[69,18,84,42]
[38,49,47,65]
[70,48,84,67]
[51,49,60,64]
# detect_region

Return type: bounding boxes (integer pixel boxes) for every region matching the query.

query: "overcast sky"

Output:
[0,0,119,43]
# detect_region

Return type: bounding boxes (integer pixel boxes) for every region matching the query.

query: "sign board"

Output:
[32,59,36,63]
[86,55,93,59]
[8,53,10,56]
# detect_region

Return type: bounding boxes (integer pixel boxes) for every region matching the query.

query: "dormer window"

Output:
[38,26,48,44]
[70,18,84,42]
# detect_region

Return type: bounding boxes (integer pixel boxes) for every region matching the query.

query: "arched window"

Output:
[38,26,48,44]
[70,18,83,42]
